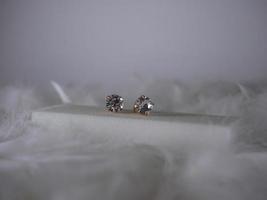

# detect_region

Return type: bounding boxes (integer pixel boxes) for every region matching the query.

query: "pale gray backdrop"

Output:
[0,0,266,85]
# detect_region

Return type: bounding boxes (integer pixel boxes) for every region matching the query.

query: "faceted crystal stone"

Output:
[105,94,124,112]
[133,95,154,115]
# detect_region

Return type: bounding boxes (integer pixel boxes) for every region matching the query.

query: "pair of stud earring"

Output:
[105,94,154,116]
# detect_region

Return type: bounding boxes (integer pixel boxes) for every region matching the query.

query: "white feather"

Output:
[237,83,250,100]
[50,81,71,104]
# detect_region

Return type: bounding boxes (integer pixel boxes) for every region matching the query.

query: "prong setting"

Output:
[133,95,154,115]
[105,94,124,112]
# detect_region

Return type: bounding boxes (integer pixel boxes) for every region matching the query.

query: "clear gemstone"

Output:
[133,95,154,115]
[106,94,124,112]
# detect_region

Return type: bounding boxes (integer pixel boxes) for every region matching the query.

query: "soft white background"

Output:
[0,0,266,85]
